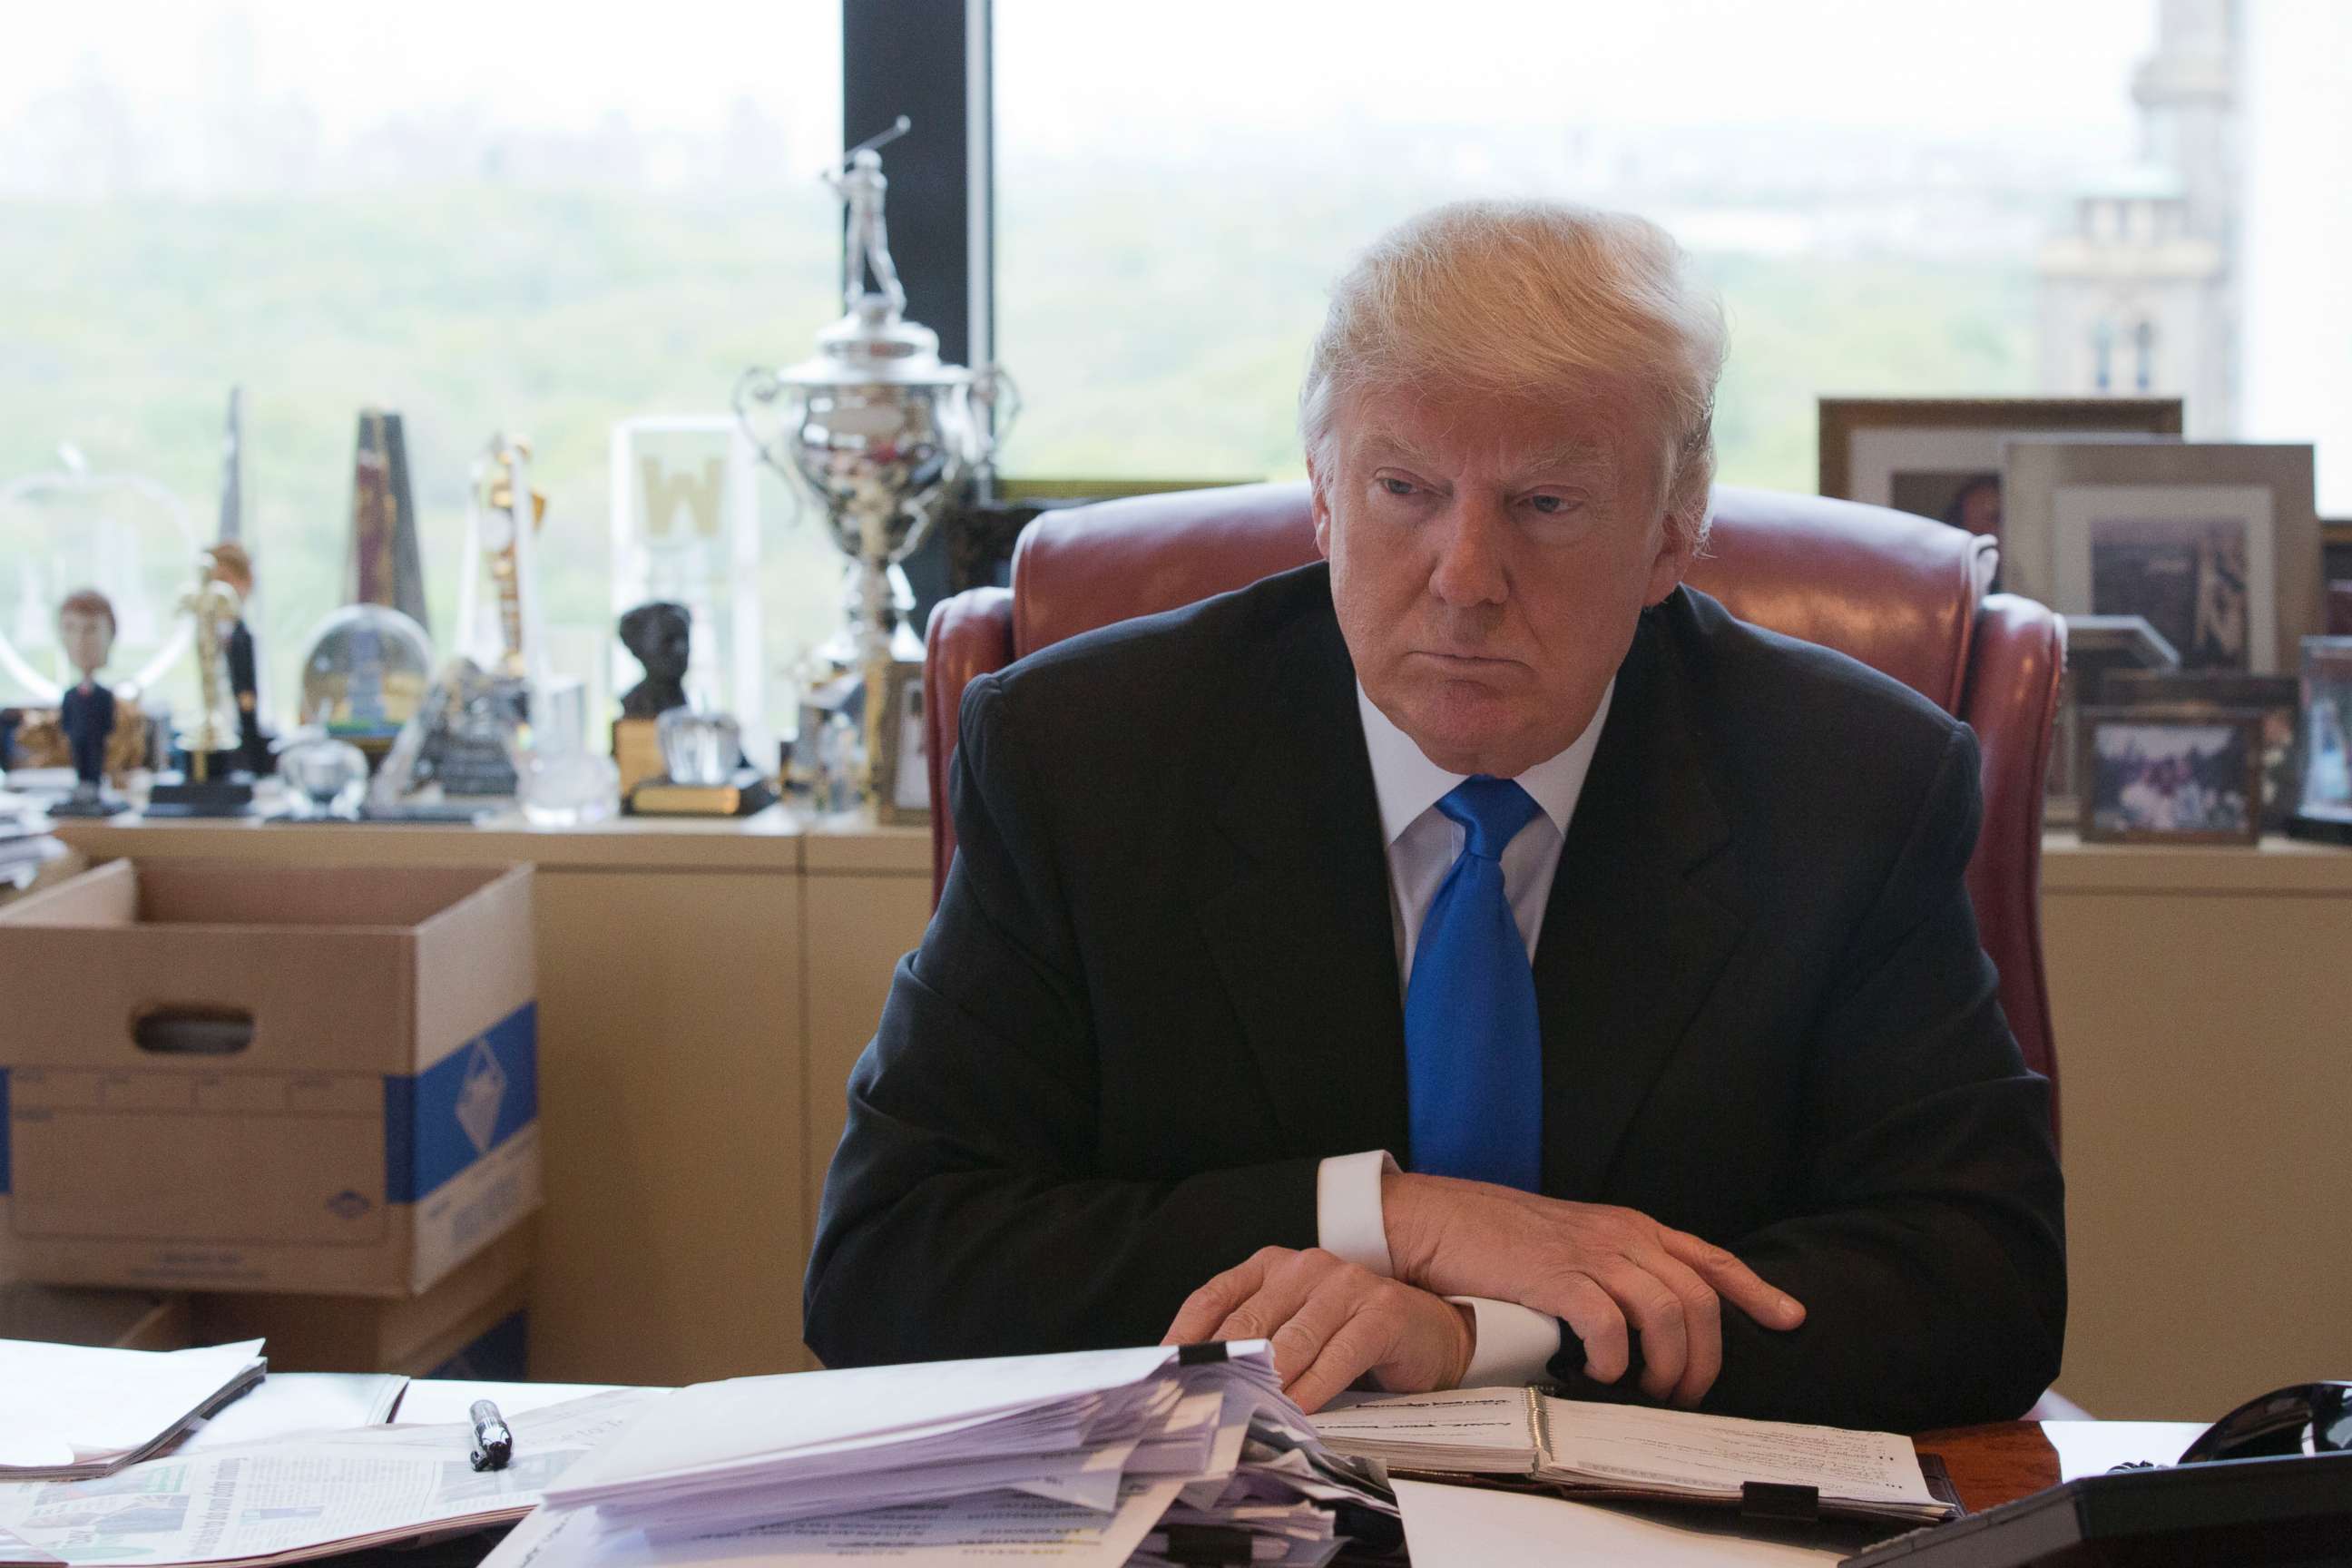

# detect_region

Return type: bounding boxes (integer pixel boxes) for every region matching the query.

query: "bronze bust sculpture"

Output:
[618,601,691,720]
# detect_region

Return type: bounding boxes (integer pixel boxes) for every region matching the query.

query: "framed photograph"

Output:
[2077,705,2263,846]
[2045,615,2180,823]
[2293,636,2352,834]
[2324,520,2352,636]
[2003,441,2320,676]
[869,661,931,828]
[2099,671,2300,830]
[1816,397,2182,560]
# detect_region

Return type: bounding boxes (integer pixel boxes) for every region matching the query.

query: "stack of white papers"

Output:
[0,1388,659,1568]
[178,1374,409,1453]
[486,1344,1394,1568]
[0,1339,268,1481]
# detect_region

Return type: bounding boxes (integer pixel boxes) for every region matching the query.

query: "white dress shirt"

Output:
[1314,678,1616,1388]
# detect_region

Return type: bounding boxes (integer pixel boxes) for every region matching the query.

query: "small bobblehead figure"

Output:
[54,587,127,815]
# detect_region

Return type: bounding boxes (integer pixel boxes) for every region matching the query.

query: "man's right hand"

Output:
[1382,1171,1807,1408]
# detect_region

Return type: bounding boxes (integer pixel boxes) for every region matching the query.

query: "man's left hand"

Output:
[1161,1247,1474,1413]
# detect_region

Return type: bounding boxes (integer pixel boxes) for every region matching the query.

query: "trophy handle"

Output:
[970,365,1023,469]
[733,366,798,475]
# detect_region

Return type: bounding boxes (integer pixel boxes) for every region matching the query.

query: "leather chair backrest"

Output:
[927,480,2061,1132]
[1010,482,1994,710]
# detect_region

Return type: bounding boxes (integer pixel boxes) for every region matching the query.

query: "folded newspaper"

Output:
[1309,1387,1958,1525]
[0,1389,657,1568]
[485,1342,1395,1568]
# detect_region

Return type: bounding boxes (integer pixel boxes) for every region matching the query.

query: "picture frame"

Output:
[2324,520,2352,636]
[2098,670,2300,831]
[2076,704,2263,846]
[869,660,931,828]
[2291,635,2352,839]
[1815,397,2182,558]
[2003,441,2320,676]
[2045,614,2180,824]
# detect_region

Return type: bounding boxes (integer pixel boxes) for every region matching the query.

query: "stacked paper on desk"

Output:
[177,1374,409,1453]
[0,1388,659,1568]
[486,1343,1393,1568]
[0,1339,268,1481]
[1312,1387,1955,1525]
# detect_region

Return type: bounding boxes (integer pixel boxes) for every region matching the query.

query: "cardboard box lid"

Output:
[0,861,533,1077]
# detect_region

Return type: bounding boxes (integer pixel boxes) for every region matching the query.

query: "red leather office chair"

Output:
[923,482,2067,1136]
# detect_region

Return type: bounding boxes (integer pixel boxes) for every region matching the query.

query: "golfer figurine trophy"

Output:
[148,551,256,816]
[734,116,1017,805]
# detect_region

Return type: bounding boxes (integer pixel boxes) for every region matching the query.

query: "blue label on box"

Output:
[383,1003,537,1204]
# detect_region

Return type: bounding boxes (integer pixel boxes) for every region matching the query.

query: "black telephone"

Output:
[2178,1381,2352,1464]
[1842,1383,2352,1566]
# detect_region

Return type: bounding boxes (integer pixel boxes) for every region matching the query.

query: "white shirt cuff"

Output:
[1314,1151,1398,1277]
[1450,1297,1563,1388]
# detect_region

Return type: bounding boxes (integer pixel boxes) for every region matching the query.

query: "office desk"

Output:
[1921,1419,2204,1513]
[331,1409,2210,1568]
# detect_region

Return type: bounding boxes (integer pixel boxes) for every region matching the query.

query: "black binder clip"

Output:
[1740,1481,1821,1524]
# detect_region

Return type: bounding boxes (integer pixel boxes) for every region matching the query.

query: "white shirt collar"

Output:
[1355,678,1616,847]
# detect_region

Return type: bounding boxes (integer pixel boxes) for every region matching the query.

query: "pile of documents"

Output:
[1311,1387,1956,1525]
[0,1338,268,1481]
[0,1388,657,1568]
[485,1343,1395,1568]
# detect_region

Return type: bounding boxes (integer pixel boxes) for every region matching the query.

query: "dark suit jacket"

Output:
[805,564,2066,1430]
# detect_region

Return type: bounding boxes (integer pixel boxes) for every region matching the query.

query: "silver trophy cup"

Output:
[735,125,1016,802]
[734,305,1015,673]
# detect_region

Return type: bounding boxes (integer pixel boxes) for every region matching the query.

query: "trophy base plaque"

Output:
[146,774,257,818]
[48,793,131,818]
[628,769,779,818]
[612,717,666,799]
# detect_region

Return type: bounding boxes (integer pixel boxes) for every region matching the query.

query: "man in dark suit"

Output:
[805,201,2064,1431]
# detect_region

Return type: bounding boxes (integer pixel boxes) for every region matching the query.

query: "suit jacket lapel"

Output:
[1535,594,1749,1199]
[1187,575,1410,1158]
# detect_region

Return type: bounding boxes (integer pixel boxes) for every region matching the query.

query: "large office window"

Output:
[993,1,2168,488]
[2,1,845,721]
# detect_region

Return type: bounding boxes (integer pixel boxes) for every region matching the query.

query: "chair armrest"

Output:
[1959,592,2067,1144]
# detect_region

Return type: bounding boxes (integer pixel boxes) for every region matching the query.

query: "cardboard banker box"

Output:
[0,860,540,1296]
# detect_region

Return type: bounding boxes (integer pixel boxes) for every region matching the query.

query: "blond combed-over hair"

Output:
[1299,200,1728,554]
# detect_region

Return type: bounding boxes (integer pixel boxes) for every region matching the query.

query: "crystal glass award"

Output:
[278,734,369,818]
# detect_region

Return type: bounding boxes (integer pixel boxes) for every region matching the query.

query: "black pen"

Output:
[468,1399,514,1473]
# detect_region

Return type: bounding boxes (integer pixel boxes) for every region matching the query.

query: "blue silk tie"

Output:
[1404,776,1544,1191]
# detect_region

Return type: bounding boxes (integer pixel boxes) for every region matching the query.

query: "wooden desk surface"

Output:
[1918,1420,2205,1513]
